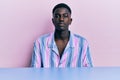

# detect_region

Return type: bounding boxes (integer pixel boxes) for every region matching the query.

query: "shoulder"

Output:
[72,33,86,41]
[71,32,89,45]
[39,33,52,39]
[35,32,53,43]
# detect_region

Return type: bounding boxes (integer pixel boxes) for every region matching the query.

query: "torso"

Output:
[55,39,68,58]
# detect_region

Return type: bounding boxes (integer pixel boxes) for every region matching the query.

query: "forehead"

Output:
[54,7,70,14]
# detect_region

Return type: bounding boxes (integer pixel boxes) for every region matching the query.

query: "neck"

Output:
[55,30,70,40]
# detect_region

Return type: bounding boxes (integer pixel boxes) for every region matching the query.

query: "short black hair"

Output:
[52,3,71,14]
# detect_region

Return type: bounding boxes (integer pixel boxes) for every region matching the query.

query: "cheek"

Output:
[69,19,72,24]
[54,19,59,23]
[52,19,57,24]
[69,21,71,24]
[66,19,71,24]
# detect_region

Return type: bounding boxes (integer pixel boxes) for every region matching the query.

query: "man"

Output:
[31,3,93,68]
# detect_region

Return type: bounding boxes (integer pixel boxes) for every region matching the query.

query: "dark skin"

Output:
[52,8,72,58]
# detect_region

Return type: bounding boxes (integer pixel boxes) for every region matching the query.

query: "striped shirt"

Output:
[31,32,93,68]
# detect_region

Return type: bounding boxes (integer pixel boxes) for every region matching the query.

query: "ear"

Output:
[69,18,72,25]
[52,18,54,24]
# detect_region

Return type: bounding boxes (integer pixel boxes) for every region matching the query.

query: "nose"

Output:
[59,15,64,21]
[59,16,64,21]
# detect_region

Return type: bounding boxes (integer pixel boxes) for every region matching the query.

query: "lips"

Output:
[58,22,65,25]
[58,23,65,27]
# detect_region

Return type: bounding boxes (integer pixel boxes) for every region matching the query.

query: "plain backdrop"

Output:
[0,0,120,67]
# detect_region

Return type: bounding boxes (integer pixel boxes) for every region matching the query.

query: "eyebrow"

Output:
[54,13,69,15]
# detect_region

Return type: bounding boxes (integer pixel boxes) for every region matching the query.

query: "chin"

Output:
[55,25,67,31]
[56,28,64,31]
[59,26,66,30]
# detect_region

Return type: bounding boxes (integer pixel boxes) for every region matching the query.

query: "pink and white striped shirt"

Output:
[31,32,93,68]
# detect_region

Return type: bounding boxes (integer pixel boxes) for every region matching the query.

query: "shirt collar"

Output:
[48,31,75,48]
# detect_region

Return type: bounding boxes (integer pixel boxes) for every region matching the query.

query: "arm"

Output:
[82,40,93,67]
[31,40,41,68]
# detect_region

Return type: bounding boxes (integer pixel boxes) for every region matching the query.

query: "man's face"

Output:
[52,8,72,31]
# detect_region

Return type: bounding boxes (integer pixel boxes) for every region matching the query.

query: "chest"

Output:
[55,40,68,57]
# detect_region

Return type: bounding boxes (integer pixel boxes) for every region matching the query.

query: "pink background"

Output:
[0,0,120,67]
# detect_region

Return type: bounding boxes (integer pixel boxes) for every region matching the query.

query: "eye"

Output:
[54,14,60,18]
[63,14,68,18]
